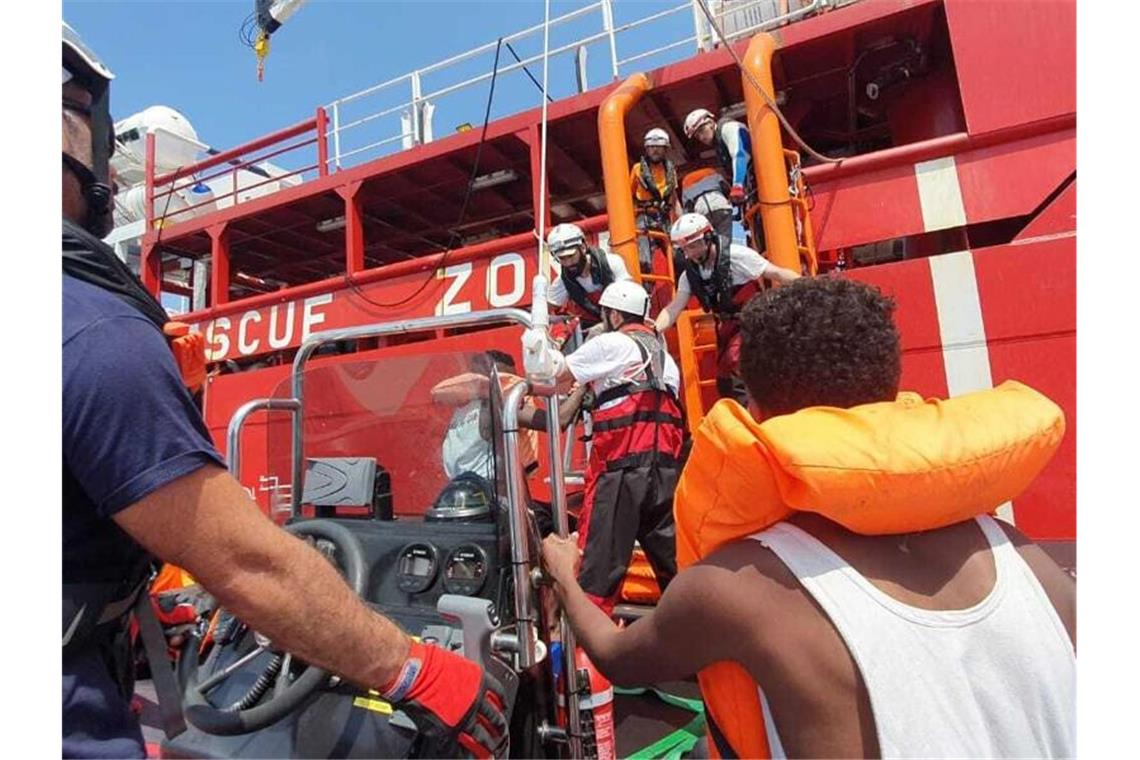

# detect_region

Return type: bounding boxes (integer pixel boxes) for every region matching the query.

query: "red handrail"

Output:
[152,116,318,188]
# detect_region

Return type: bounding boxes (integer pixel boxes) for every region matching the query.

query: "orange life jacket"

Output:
[674,382,1066,758]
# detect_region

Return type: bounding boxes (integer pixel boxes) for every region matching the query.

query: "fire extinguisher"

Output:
[550,640,568,727]
[576,648,616,760]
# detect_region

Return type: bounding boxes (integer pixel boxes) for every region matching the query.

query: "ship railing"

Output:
[143,0,842,229]
[322,0,837,171]
[145,109,329,230]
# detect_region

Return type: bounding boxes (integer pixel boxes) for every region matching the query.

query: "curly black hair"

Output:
[738,276,901,417]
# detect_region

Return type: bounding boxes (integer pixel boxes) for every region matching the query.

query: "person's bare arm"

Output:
[113,465,409,689]
[996,520,1076,650]
[764,264,801,285]
[654,289,688,332]
[518,385,588,431]
[543,534,739,687]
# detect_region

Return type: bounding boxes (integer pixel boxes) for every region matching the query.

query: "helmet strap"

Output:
[63,77,115,238]
[62,152,113,239]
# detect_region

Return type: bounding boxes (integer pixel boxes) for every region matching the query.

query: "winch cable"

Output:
[343,37,505,310]
[506,41,554,103]
[693,0,842,165]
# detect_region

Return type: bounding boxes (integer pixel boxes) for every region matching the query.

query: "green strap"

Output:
[614,687,707,759]
[614,686,705,714]
[625,712,706,760]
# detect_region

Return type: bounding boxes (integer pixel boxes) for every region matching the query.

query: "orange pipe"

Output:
[742,33,799,273]
[598,73,651,282]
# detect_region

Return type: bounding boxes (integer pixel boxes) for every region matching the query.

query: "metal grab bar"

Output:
[500,381,539,669]
[225,398,302,479]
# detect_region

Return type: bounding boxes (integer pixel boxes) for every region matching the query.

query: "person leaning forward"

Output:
[523,281,683,614]
[545,222,633,339]
[61,22,507,759]
[655,212,799,404]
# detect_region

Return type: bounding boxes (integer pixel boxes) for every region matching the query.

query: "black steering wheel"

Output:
[180,519,368,736]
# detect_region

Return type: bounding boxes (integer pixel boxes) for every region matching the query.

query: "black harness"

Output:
[62,218,170,330]
[636,156,678,222]
[593,327,672,408]
[684,241,739,317]
[561,246,615,321]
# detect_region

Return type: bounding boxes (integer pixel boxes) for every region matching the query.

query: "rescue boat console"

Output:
[164,310,553,758]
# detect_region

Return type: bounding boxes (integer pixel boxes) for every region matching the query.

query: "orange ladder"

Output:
[740,149,819,276]
[675,310,720,435]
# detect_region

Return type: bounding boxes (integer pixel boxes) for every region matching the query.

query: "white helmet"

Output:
[670,212,714,247]
[598,280,651,320]
[644,128,670,148]
[547,223,586,257]
[683,108,715,139]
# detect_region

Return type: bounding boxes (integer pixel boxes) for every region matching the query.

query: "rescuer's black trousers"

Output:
[576,463,679,607]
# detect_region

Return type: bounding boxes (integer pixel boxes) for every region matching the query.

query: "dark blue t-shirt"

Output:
[62,275,225,758]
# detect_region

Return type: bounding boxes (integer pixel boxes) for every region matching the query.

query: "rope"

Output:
[693,0,843,165]
[536,0,553,279]
[343,38,504,309]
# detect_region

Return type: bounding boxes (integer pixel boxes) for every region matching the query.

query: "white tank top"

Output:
[749,516,1075,758]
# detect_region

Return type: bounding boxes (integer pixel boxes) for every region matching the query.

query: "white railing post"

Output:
[601,0,620,79]
[331,101,342,170]
[692,0,713,52]
[410,71,424,145]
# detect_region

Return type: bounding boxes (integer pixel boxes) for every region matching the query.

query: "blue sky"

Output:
[64,1,697,159]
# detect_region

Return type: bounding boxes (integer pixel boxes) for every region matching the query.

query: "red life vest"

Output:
[586,324,685,489]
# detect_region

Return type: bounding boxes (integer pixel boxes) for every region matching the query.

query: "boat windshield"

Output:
[263,344,520,522]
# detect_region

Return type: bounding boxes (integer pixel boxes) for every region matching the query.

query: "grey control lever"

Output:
[437,594,496,662]
[436,595,519,717]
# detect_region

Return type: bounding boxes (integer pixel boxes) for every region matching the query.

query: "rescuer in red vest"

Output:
[545,223,633,336]
[524,281,683,613]
[655,212,800,403]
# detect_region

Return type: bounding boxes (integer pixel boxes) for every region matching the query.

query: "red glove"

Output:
[381,641,508,758]
[729,184,746,205]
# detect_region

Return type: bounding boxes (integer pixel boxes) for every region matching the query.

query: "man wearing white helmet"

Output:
[683,107,765,251]
[655,212,800,402]
[546,222,632,331]
[62,23,507,759]
[631,128,683,273]
[525,281,682,613]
